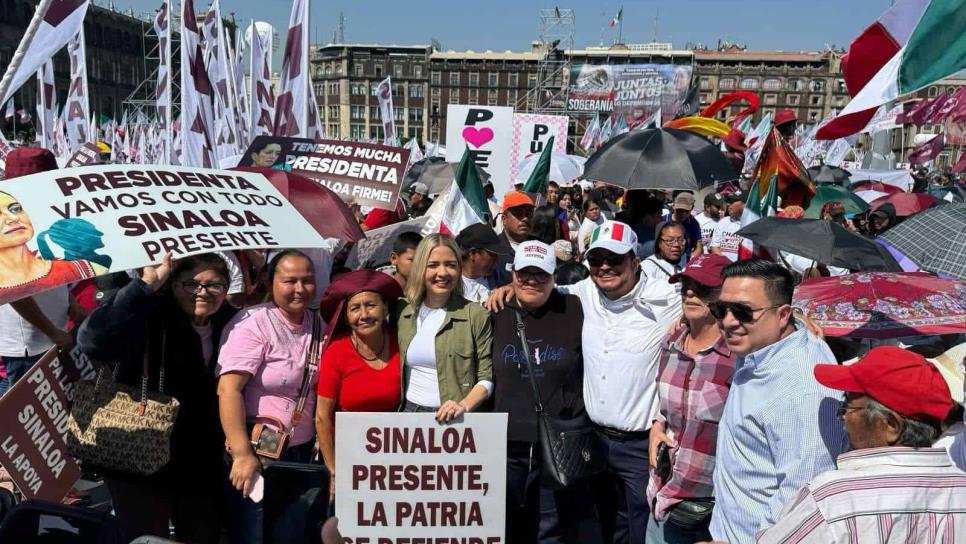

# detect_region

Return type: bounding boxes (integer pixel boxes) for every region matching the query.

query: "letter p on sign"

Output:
[464,109,494,126]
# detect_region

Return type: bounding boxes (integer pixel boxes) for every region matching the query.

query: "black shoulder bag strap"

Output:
[514,309,544,414]
[291,311,322,428]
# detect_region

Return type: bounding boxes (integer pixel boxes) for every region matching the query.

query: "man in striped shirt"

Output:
[708,261,846,543]
[757,346,966,543]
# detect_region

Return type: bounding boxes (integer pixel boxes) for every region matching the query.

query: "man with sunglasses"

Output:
[757,347,965,543]
[493,191,536,287]
[708,260,846,544]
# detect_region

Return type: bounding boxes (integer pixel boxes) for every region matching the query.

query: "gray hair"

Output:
[863,397,940,447]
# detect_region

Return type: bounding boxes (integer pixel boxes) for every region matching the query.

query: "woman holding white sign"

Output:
[76,252,238,544]
[396,234,493,422]
[217,249,325,544]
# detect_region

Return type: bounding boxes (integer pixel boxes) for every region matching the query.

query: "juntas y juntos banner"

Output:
[239,136,410,211]
[336,412,507,544]
[0,165,323,305]
[567,63,693,126]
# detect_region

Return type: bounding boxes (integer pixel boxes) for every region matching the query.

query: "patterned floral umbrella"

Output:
[794,272,966,339]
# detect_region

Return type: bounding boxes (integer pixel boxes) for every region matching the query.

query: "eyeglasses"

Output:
[515,269,551,284]
[506,206,533,219]
[681,278,717,299]
[659,237,686,246]
[178,280,227,296]
[708,301,781,323]
[586,252,627,268]
[836,402,867,419]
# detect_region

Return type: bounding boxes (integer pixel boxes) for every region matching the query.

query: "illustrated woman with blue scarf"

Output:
[0,190,110,302]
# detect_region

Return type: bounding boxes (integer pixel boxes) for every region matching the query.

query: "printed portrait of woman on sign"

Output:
[0,190,111,303]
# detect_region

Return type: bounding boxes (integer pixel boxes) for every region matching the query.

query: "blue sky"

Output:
[108,0,890,55]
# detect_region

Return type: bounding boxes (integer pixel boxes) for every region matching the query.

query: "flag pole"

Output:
[618,6,623,45]
[0,0,54,107]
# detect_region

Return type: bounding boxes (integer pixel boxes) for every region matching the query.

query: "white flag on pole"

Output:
[65,27,91,151]
[180,0,215,167]
[376,76,398,146]
[273,0,309,137]
[154,0,172,162]
[203,0,240,160]
[249,20,275,138]
[35,60,56,150]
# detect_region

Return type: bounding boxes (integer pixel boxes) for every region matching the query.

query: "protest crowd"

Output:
[0,0,965,544]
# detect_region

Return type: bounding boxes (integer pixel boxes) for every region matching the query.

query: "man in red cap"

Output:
[757,346,966,543]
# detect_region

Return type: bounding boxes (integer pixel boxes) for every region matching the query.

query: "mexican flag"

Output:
[522,135,554,195]
[609,7,622,28]
[438,148,491,236]
[821,0,966,139]
[737,175,779,260]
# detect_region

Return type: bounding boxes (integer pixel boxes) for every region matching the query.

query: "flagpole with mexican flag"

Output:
[437,147,492,235]
[610,7,623,44]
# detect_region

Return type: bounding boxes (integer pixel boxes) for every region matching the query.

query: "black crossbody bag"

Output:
[514,310,605,489]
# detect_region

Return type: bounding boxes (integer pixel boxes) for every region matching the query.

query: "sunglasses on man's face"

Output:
[586,252,627,268]
[707,301,781,324]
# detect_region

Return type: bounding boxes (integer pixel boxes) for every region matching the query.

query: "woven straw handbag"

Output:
[67,332,180,476]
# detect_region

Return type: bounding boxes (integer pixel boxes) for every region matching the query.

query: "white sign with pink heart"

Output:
[445,104,515,198]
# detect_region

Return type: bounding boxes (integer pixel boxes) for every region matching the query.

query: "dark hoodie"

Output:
[871,203,898,237]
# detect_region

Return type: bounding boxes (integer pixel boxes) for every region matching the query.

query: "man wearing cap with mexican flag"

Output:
[755,346,966,543]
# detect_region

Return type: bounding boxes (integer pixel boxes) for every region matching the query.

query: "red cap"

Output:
[669,253,731,288]
[721,129,747,152]
[318,269,403,326]
[502,191,535,212]
[4,147,57,179]
[775,109,798,127]
[813,346,954,422]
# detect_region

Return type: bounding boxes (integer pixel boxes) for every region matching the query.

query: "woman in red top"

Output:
[315,269,403,502]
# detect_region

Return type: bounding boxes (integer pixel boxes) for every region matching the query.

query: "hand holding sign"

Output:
[141,252,175,292]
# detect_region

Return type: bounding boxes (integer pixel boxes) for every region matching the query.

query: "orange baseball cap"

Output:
[502,191,534,212]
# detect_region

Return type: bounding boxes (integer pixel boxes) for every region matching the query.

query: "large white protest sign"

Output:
[336,412,507,544]
[0,165,322,305]
[446,105,514,198]
[509,113,569,183]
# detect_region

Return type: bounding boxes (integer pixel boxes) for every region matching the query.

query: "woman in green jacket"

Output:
[396,233,493,422]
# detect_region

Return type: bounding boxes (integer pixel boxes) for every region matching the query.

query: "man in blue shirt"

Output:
[707,260,846,544]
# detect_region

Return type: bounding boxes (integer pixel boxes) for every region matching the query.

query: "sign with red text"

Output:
[238,136,410,211]
[509,113,569,183]
[0,165,322,305]
[446,105,514,198]
[335,412,507,544]
[0,349,87,501]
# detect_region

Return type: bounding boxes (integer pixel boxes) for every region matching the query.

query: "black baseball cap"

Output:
[456,224,508,256]
[724,190,747,204]
[704,193,726,208]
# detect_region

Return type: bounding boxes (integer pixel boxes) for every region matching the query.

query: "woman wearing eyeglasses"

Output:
[645,254,736,544]
[76,252,238,544]
[641,221,687,330]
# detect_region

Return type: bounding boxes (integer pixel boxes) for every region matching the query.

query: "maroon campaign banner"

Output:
[239,136,410,211]
[0,348,90,501]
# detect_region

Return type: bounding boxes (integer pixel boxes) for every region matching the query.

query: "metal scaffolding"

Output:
[519,8,574,115]
[122,12,179,124]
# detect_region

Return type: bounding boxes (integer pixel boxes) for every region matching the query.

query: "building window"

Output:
[836,79,847,93]
[810,95,823,106]
[351,106,365,120]
[351,124,365,140]
[328,106,339,119]
[700,93,709,105]
[469,72,479,86]
[719,78,735,90]
[394,107,405,122]
[354,63,364,77]
[509,73,519,87]
[488,89,498,100]
[788,94,800,105]
[431,71,440,85]
[927,86,939,97]
[413,65,422,78]
[449,72,459,85]
[431,98,440,115]
[410,85,424,98]
[700,77,712,90]
[528,73,537,87]
[409,109,423,123]
[810,79,825,92]
[371,84,379,96]
[351,83,364,95]
[394,64,403,78]
[763,78,782,91]
[508,89,518,104]
[764,94,777,105]
[469,89,479,100]
[449,88,460,101]
[370,126,380,140]
[394,84,404,96]
[369,106,379,120]
[740,78,758,90]
[489,72,499,87]
[431,127,439,141]
[374,63,384,77]
[788,79,805,91]
[431,87,440,97]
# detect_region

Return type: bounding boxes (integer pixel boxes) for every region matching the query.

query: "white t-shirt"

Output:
[0,286,69,357]
[641,256,683,330]
[462,276,493,304]
[192,322,214,366]
[215,251,246,295]
[405,304,447,407]
[694,212,719,252]
[709,216,743,262]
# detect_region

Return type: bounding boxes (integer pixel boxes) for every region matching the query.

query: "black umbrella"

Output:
[736,217,901,272]
[806,164,852,185]
[582,128,738,191]
[402,156,490,196]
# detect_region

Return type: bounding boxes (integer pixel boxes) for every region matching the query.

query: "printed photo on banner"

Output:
[445,105,514,198]
[335,412,507,544]
[0,165,322,305]
[509,113,569,184]
[239,136,410,210]
[567,63,693,127]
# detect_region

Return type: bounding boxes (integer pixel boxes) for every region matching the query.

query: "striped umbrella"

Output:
[881,204,966,280]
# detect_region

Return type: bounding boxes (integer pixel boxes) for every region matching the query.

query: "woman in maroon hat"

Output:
[315,269,404,503]
[645,254,737,543]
